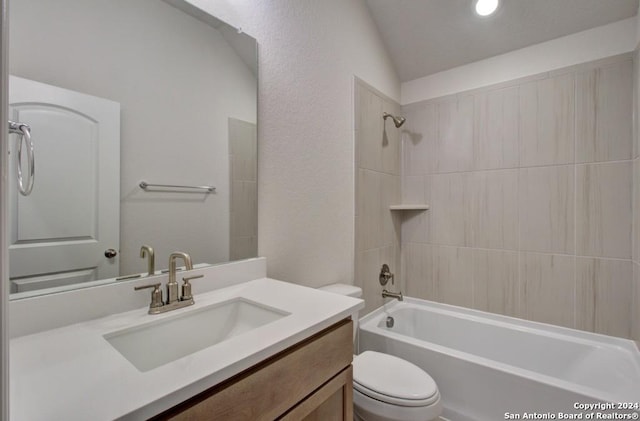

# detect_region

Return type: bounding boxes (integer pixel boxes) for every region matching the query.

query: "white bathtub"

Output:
[358,298,640,421]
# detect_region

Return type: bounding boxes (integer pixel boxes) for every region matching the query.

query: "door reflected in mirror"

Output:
[7,0,258,298]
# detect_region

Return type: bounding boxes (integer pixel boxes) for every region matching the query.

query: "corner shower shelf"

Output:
[389,204,430,211]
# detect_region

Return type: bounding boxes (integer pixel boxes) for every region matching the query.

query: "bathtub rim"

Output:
[361,297,639,353]
[358,297,640,404]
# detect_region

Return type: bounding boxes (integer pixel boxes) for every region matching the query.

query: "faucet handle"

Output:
[379,264,394,286]
[181,275,204,302]
[134,283,164,311]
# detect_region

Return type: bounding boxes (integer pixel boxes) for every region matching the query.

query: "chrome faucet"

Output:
[382,289,403,301]
[167,252,193,304]
[134,251,203,314]
[140,245,155,276]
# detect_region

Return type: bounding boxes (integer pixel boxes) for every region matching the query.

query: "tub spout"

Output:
[382,289,403,301]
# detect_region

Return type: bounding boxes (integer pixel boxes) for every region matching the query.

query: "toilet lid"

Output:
[353,351,439,406]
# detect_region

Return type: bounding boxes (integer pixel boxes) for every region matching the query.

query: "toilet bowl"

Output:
[318,283,443,421]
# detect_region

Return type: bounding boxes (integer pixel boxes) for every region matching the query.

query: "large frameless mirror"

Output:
[7,0,258,299]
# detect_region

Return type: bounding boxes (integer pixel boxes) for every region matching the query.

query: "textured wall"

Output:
[401,55,636,339]
[188,0,401,287]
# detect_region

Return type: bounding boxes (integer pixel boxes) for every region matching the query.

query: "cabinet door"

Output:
[280,365,353,421]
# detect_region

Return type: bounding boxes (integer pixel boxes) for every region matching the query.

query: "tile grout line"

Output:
[402,240,634,260]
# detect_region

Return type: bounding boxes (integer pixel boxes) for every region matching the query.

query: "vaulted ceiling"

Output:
[365,0,639,82]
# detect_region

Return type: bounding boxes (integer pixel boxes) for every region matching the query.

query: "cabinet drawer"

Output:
[156,318,353,421]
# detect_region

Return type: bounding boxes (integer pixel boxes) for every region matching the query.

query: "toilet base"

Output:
[353,387,442,421]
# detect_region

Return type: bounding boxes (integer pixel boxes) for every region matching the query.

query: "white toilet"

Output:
[318,283,443,421]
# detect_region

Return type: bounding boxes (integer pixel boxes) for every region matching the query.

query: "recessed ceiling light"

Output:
[475,0,499,16]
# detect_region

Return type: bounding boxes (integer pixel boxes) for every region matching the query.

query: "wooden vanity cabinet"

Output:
[153,318,354,421]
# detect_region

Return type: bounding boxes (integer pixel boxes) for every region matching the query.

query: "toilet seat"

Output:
[353,351,439,407]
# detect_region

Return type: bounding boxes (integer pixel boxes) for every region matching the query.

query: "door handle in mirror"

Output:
[105,249,118,259]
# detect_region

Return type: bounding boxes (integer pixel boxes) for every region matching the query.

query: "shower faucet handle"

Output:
[379,264,394,286]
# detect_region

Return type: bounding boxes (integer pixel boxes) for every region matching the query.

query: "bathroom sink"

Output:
[104,298,290,372]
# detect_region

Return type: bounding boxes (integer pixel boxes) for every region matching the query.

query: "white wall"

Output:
[9,0,257,274]
[402,17,638,105]
[184,0,401,287]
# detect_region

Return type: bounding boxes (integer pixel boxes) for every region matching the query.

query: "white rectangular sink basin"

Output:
[104,298,290,372]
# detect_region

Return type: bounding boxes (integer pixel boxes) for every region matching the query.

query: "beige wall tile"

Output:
[634,159,640,263]
[403,243,433,300]
[381,245,402,297]
[355,127,360,171]
[401,176,429,244]
[390,57,635,339]
[402,175,426,204]
[229,119,258,258]
[402,104,435,176]
[230,236,257,261]
[358,246,401,315]
[382,100,401,175]
[519,166,574,254]
[401,212,428,245]
[358,248,382,315]
[576,162,632,259]
[355,81,362,133]
[473,86,519,170]
[229,118,257,182]
[519,252,575,329]
[354,217,361,283]
[355,82,402,316]
[473,249,518,317]
[432,246,473,307]
[633,263,640,341]
[381,174,401,247]
[434,96,474,173]
[519,74,574,167]
[231,153,256,183]
[576,257,633,338]
[635,51,640,160]
[357,169,381,250]
[576,60,633,163]
[359,87,383,172]
[431,173,473,246]
[472,169,518,250]
[230,181,257,238]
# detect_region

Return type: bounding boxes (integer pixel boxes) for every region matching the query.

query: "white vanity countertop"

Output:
[10,278,364,421]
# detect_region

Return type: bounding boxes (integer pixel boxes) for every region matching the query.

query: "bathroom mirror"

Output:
[7,0,257,298]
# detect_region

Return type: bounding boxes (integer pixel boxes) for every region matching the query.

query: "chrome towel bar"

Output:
[139,181,215,193]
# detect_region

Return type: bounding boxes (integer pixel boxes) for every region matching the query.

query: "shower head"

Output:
[383,112,406,128]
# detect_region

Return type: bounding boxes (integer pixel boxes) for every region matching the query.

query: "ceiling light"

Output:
[475,0,499,16]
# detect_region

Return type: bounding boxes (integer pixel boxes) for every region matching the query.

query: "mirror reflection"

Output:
[7,0,258,298]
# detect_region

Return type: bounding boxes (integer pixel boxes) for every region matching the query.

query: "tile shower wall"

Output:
[633,48,640,342]
[355,79,402,315]
[229,118,258,261]
[401,54,637,339]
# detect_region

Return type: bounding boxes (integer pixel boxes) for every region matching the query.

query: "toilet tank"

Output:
[318,283,362,341]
